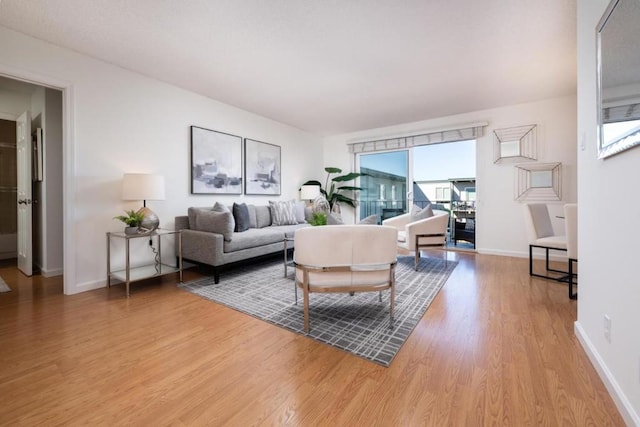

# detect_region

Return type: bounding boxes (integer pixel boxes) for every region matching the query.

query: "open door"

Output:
[16,111,32,276]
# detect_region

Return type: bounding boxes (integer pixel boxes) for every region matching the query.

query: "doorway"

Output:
[0,75,64,281]
[356,140,476,249]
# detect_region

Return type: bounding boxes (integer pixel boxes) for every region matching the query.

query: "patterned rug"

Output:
[180,255,457,366]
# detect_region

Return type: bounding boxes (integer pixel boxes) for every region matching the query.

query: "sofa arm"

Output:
[181,229,225,267]
[175,215,190,231]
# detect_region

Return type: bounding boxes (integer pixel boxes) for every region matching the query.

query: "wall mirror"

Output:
[493,124,537,163]
[597,0,640,159]
[515,162,562,201]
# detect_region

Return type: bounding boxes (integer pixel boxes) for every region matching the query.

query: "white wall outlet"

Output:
[604,314,611,343]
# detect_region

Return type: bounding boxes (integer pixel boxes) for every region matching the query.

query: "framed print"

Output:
[244,138,281,195]
[190,126,242,194]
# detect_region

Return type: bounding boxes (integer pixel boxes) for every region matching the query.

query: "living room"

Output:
[0,1,638,425]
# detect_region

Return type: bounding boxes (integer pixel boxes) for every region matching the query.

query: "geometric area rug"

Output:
[179,255,457,367]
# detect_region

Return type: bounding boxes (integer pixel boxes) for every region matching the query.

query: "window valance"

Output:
[347,122,488,153]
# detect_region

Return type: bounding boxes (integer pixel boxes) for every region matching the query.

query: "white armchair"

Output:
[382,209,450,270]
[294,225,398,333]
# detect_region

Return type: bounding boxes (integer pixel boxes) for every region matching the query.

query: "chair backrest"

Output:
[294,225,398,267]
[564,203,577,259]
[523,203,554,242]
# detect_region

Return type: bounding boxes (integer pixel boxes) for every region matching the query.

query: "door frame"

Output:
[0,63,76,295]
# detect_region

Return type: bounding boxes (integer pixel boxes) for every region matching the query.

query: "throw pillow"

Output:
[232,202,251,232]
[358,214,378,225]
[269,200,298,226]
[327,213,344,225]
[212,201,231,213]
[194,210,234,242]
[411,204,434,221]
[294,201,306,223]
[255,205,272,228]
[187,207,209,229]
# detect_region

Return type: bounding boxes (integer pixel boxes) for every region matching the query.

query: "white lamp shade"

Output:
[122,173,165,201]
[300,184,320,201]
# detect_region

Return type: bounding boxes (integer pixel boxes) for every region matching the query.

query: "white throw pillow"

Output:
[411,204,434,221]
[269,200,298,225]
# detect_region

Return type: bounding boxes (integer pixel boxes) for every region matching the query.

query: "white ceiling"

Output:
[0,0,577,136]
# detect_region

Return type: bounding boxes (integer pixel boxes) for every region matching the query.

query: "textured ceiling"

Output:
[0,0,577,136]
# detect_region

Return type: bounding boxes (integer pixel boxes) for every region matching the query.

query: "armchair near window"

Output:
[382,208,450,270]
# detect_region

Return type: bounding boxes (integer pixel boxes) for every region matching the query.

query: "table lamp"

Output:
[300,184,320,203]
[122,173,165,233]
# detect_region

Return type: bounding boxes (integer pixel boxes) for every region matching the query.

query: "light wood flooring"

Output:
[0,252,624,426]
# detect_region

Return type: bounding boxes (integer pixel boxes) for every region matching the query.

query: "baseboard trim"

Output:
[574,321,640,426]
[41,267,63,278]
[70,278,105,295]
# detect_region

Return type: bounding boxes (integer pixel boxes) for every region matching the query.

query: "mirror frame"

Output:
[514,162,562,201]
[597,0,640,159]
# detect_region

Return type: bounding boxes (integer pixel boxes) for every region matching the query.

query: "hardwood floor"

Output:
[0,253,624,426]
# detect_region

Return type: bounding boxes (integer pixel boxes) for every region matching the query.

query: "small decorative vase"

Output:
[124,226,138,235]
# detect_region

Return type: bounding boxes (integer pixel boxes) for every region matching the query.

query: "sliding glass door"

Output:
[357,150,409,222]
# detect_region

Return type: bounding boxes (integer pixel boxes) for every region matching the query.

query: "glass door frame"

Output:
[354,148,414,222]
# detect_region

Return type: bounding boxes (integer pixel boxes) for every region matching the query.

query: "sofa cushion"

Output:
[269,200,298,225]
[232,202,251,232]
[247,204,258,228]
[255,205,272,228]
[223,228,285,252]
[194,210,234,242]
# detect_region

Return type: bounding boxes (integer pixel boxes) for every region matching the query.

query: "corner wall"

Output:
[323,95,577,258]
[576,1,640,424]
[0,25,324,294]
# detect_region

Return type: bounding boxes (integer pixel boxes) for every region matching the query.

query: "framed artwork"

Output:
[190,126,242,194]
[244,138,281,195]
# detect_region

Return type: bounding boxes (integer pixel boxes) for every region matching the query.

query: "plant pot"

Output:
[124,226,139,235]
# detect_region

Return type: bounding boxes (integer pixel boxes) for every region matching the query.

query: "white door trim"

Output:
[0,63,76,295]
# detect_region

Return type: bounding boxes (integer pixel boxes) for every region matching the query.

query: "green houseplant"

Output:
[113,209,145,234]
[303,167,366,212]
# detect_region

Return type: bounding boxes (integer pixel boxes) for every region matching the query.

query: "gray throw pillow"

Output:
[232,202,251,232]
[269,200,298,226]
[194,210,234,241]
[188,207,209,229]
[411,204,434,221]
[294,201,306,223]
[327,213,344,225]
[254,205,272,228]
[358,214,378,225]
[213,201,231,213]
[247,205,258,228]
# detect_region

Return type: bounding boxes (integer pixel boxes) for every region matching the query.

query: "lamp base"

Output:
[137,206,160,233]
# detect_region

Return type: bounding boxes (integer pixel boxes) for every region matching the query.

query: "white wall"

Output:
[576,1,640,424]
[323,95,577,257]
[0,26,323,293]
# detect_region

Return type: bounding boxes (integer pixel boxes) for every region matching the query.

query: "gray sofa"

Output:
[175,203,310,283]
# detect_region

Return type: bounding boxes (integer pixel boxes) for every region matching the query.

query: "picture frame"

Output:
[244,138,281,195]
[190,126,243,194]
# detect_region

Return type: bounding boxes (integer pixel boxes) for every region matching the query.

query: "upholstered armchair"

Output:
[293,225,398,333]
[382,208,450,270]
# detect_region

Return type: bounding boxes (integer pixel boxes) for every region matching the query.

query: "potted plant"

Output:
[302,167,366,213]
[113,209,145,235]
[308,212,327,226]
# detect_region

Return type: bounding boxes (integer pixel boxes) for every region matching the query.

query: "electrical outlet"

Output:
[604,315,611,343]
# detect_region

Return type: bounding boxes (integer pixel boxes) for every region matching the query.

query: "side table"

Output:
[107,229,183,297]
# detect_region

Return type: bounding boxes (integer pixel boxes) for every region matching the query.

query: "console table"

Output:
[107,229,182,297]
